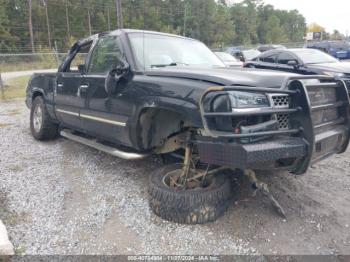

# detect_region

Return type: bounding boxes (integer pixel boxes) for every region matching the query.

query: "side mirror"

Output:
[104,60,130,95]
[287,60,298,68]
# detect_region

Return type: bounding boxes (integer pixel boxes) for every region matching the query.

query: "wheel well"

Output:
[137,108,191,151]
[32,91,43,101]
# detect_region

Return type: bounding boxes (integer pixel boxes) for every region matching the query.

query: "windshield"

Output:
[215,52,238,62]
[128,33,225,69]
[293,49,338,64]
[243,49,261,60]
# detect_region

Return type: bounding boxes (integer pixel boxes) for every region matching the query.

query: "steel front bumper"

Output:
[197,125,348,172]
[198,137,306,170]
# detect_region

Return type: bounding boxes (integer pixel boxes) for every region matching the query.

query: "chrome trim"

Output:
[60,129,148,160]
[55,108,126,127]
[56,108,79,117]
[80,113,126,127]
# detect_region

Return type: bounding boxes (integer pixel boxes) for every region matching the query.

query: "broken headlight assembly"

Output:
[210,91,286,142]
[229,91,270,109]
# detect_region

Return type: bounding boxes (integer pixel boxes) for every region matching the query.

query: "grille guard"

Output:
[198,75,350,174]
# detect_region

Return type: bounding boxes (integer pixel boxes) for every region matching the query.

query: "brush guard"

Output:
[197,76,350,175]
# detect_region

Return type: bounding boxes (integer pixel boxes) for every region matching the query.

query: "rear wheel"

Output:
[148,163,232,224]
[30,96,58,140]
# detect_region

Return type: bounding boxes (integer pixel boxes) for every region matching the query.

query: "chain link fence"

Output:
[0,53,68,73]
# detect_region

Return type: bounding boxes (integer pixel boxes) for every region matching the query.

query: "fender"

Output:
[137,96,202,127]
[127,96,203,151]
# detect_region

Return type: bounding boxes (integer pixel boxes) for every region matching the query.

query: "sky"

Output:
[234,0,350,36]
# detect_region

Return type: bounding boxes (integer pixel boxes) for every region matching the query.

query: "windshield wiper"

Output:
[150,62,189,68]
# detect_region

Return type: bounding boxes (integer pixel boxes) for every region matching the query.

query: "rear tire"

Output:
[30,96,58,140]
[148,163,232,224]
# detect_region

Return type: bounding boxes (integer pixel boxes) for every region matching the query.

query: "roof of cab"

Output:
[112,29,198,41]
[76,29,199,46]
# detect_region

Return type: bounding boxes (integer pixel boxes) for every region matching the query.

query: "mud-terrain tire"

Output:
[30,96,58,140]
[148,163,232,224]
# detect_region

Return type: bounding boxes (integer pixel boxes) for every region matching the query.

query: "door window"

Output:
[277,53,298,65]
[260,54,277,63]
[64,42,92,72]
[88,36,123,74]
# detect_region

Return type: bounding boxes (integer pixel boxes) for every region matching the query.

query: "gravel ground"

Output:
[0,99,350,255]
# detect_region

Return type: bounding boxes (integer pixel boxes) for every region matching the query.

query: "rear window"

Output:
[292,49,338,64]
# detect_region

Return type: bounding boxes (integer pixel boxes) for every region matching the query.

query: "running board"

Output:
[60,129,149,160]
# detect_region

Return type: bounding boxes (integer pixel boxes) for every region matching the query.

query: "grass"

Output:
[0,61,58,73]
[0,76,30,100]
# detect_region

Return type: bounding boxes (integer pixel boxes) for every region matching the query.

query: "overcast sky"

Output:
[234,0,350,36]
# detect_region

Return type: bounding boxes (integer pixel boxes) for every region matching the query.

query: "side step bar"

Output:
[60,129,149,160]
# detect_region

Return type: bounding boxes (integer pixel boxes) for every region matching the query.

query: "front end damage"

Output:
[197,76,350,175]
[152,75,350,220]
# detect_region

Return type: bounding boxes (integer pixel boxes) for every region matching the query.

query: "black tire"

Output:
[30,96,58,140]
[148,163,232,224]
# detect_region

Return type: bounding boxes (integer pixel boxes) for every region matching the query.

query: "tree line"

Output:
[0,0,308,53]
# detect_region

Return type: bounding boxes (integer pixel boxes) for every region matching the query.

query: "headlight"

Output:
[228,91,269,108]
[323,71,345,78]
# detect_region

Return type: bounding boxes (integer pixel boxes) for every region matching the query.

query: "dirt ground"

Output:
[0,99,350,255]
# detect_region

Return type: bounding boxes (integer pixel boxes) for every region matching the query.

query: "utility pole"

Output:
[115,0,123,29]
[88,8,92,35]
[183,2,187,37]
[65,0,70,40]
[28,0,35,53]
[42,0,52,49]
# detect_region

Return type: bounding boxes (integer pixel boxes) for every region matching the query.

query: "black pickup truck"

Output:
[26,29,350,224]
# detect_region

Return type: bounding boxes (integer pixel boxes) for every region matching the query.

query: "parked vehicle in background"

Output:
[306,41,350,60]
[240,49,261,62]
[25,30,350,224]
[257,44,286,53]
[214,51,243,67]
[230,49,261,62]
[244,48,350,90]
[225,47,261,62]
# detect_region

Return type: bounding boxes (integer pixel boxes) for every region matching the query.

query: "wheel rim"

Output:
[162,169,213,190]
[33,104,43,133]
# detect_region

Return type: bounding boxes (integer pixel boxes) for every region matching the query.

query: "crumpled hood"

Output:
[145,67,298,88]
[306,62,350,74]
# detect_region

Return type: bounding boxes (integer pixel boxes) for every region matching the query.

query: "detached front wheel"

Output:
[148,163,232,224]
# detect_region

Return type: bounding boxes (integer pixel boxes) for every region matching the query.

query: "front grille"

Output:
[311,108,338,126]
[307,85,337,105]
[268,94,290,130]
[276,114,289,130]
[270,94,290,108]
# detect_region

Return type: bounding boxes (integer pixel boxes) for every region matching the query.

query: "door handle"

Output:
[79,84,89,94]
[77,84,88,97]
[79,84,89,90]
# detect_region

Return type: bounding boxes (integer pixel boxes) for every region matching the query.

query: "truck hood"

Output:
[145,67,298,88]
[306,62,350,74]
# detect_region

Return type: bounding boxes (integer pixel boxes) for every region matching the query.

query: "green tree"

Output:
[264,15,288,43]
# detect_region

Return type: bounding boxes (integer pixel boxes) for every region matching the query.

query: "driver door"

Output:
[55,42,93,130]
[81,35,131,144]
